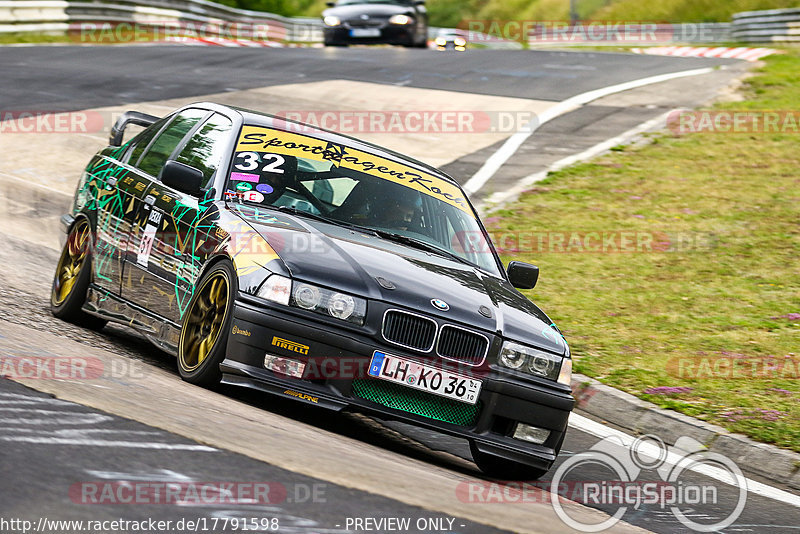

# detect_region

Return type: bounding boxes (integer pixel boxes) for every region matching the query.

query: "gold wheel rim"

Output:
[52,220,90,305]
[180,271,229,372]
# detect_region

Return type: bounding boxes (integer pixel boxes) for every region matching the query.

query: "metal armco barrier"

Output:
[0,0,323,42]
[732,7,800,43]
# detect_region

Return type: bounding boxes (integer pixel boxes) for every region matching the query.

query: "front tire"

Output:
[50,218,107,330]
[177,261,236,387]
[470,443,549,480]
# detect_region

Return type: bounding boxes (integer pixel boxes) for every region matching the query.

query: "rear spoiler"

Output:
[109,111,160,146]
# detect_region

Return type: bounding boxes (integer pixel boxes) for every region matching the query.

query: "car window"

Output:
[175,113,233,187]
[123,116,170,165]
[136,109,208,178]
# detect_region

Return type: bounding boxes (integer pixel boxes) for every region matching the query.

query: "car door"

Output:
[87,115,171,297]
[125,110,234,325]
[121,108,208,319]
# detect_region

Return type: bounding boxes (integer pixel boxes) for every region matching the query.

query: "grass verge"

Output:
[0,32,71,45]
[488,50,800,452]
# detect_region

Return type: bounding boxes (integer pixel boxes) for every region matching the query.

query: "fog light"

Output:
[512,423,550,445]
[264,353,305,378]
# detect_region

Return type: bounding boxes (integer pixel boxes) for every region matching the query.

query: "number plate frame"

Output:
[367,351,482,405]
[350,28,381,38]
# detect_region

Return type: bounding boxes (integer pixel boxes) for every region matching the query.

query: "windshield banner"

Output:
[235,125,473,215]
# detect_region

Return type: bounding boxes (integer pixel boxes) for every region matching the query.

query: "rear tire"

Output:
[50,218,107,330]
[470,443,549,480]
[177,261,236,387]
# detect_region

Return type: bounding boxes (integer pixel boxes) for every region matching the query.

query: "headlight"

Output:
[323,15,341,26]
[454,37,466,46]
[389,14,411,25]
[499,341,564,382]
[257,277,367,324]
[434,37,446,46]
[328,292,356,320]
[291,281,366,325]
[256,274,291,305]
[294,283,321,309]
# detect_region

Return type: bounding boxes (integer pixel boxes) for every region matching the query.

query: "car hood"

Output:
[234,207,566,354]
[323,3,412,19]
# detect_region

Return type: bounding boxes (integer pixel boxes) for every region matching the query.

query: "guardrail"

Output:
[0,0,323,42]
[0,0,522,48]
[732,7,800,43]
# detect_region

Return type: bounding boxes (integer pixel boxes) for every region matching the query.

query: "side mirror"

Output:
[161,161,204,197]
[414,0,425,5]
[325,1,335,6]
[507,261,539,289]
[109,111,159,146]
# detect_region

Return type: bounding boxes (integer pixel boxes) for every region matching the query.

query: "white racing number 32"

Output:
[234,152,285,174]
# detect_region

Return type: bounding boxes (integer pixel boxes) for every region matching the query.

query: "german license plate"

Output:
[368,351,482,405]
[350,28,381,38]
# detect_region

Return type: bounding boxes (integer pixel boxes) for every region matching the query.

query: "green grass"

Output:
[423,0,800,28]
[486,51,800,452]
[0,32,71,45]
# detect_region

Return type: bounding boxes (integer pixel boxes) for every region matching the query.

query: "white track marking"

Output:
[481,110,672,208]
[85,469,196,482]
[462,67,714,195]
[0,435,218,450]
[569,413,800,508]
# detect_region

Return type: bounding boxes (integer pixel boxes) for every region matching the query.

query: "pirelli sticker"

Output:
[235,125,473,216]
[271,336,309,356]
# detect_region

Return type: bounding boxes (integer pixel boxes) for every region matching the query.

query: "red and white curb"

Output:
[161,36,435,48]
[162,36,323,48]
[631,46,778,61]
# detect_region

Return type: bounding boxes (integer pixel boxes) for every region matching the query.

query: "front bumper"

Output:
[323,25,415,46]
[58,213,75,248]
[221,296,574,470]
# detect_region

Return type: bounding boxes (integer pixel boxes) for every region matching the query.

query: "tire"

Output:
[50,218,107,330]
[469,442,549,480]
[177,260,236,387]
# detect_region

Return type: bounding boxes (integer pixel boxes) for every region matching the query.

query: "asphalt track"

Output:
[0,46,797,534]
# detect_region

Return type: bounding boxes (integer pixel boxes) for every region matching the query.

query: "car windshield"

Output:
[224,125,501,276]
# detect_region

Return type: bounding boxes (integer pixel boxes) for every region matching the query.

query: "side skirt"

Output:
[83,284,181,356]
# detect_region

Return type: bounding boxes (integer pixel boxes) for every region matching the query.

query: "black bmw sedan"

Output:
[51,102,574,479]
[322,0,428,47]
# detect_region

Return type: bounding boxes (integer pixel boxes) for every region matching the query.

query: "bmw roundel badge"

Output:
[431,298,449,311]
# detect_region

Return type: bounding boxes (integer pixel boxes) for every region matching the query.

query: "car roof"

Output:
[196,102,464,189]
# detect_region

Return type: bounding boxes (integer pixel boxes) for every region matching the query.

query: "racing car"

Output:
[51,102,574,479]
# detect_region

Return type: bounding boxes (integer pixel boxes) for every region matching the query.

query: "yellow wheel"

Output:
[50,218,107,329]
[178,261,235,386]
[52,219,90,306]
